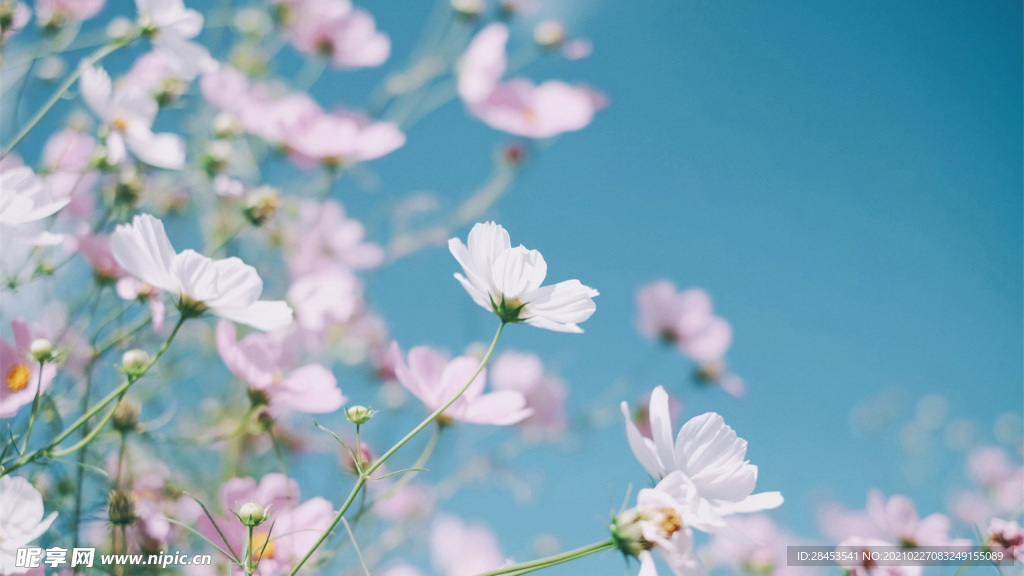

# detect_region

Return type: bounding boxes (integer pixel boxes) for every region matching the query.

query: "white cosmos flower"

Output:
[448,222,598,332]
[135,0,217,80]
[0,165,70,245]
[0,476,58,575]
[80,63,185,169]
[613,472,706,576]
[111,214,292,331]
[622,386,783,533]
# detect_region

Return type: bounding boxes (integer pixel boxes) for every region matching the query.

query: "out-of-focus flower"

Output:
[637,281,744,397]
[80,64,185,169]
[285,200,384,277]
[700,514,809,576]
[65,225,124,282]
[458,23,508,105]
[285,108,405,168]
[0,165,70,245]
[430,514,506,576]
[458,24,604,138]
[198,474,334,575]
[115,277,166,333]
[0,476,57,574]
[612,471,704,576]
[490,350,567,440]
[391,343,531,426]
[951,447,1024,526]
[836,537,921,576]
[125,51,189,105]
[134,0,217,80]
[622,386,783,533]
[865,490,968,548]
[111,213,293,331]
[35,0,104,28]
[0,1,30,44]
[985,518,1023,561]
[0,320,58,418]
[42,129,98,173]
[372,482,435,521]
[216,320,345,417]
[282,0,389,69]
[287,269,363,333]
[449,221,598,332]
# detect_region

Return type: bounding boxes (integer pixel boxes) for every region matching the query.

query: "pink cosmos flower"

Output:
[864,490,968,548]
[283,0,389,69]
[700,514,809,576]
[458,23,603,138]
[0,321,57,419]
[287,269,364,334]
[490,350,567,440]
[636,281,744,397]
[79,64,185,169]
[36,0,104,25]
[430,514,506,576]
[622,386,783,533]
[371,482,435,521]
[65,225,124,282]
[285,109,405,168]
[198,474,334,575]
[125,51,189,103]
[285,200,384,277]
[836,537,921,576]
[391,343,531,426]
[42,129,98,173]
[985,518,1023,561]
[951,447,1023,526]
[216,320,345,417]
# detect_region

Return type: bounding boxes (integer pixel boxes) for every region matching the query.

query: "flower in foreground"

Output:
[391,343,531,426]
[449,222,598,332]
[0,476,58,575]
[612,472,704,576]
[0,165,70,245]
[111,213,293,331]
[622,386,782,532]
[80,64,185,169]
[0,321,58,418]
[216,320,345,417]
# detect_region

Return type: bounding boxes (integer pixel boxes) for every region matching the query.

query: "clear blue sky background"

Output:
[5,0,1021,573]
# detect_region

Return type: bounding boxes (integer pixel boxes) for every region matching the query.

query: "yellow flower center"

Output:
[6,363,31,392]
[656,507,683,537]
[112,116,129,131]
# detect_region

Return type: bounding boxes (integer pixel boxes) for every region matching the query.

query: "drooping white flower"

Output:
[134,0,217,80]
[0,476,58,575]
[613,472,706,576]
[448,222,598,332]
[79,63,185,169]
[0,165,70,245]
[111,214,292,331]
[622,386,783,533]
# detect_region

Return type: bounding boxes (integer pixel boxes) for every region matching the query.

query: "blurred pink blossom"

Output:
[0,320,57,418]
[391,343,531,426]
[700,513,810,576]
[284,0,390,69]
[490,350,567,440]
[36,0,104,24]
[430,514,506,576]
[285,200,384,277]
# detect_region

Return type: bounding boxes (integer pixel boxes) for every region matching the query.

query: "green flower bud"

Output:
[29,339,55,363]
[108,489,138,526]
[237,502,269,527]
[121,349,150,376]
[345,405,376,425]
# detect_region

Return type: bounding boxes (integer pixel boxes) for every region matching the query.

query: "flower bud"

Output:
[202,140,233,175]
[242,187,282,227]
[213,113,240,139]
[237,502,269,527]
[121,349,150,376]
[533,20,566,49]
[610,508,650,558]
[345,405,376,425]
[111,400,140,433]
[107,489,138,526]
[29,339,55,363]
[113,168,143,205]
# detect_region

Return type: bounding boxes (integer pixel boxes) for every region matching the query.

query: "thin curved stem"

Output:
[2,35,135,158]
[287,321,506,575]
[473,539,616,576]
[19,362,46,454]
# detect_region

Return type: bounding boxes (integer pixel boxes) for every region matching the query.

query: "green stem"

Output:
[473,539,616,576]
[367,321,505,476]
[2,36,136,158]
[245,525,254,576]
[287,321,506,575]
[19,362,46,454]
[2,315,186,475]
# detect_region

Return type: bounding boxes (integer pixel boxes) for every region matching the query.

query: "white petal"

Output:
[621,400,664,478]
[491,245,547,300]
[523,279,598,332]
[648,386,677,476]
[111,214,179,293]
[215,300,294,332]
[674,413,757,502]
[124,123,185,169]
[79,63,112,121]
